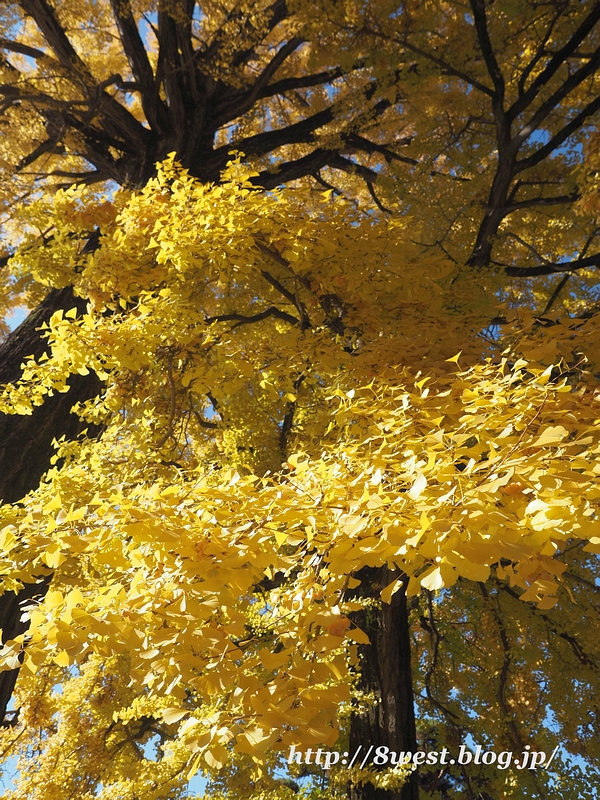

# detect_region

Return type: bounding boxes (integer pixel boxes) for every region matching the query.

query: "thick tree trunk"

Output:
[0,574,52,725]
[349,568,419,800]
[0,286,101,722]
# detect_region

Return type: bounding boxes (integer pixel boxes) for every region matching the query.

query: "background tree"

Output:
[0,2,599,799]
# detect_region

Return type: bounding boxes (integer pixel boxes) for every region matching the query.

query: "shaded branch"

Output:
[400,36,494,97]
[192,409,218,430]
[478,583,526,755]
[0,38,46,59]
[505,251,600,277]
[15,138,63,172]
[541,273,571,316]
[279,374,304,455]
[328,153,380,183]
[541,229,598,314]
[250,36,305,101]
[469,0,505,99]
[19,0,149,162]
[367,182,391,214]
[259,268,297,306]
[312,171,342,195]
[19,0,94,78]
[219,105,335,158]
[255,148,332,188]
[156,0,189,137]
[344,132,417,166]
[422,591,461,722]
[498,582,598,669]
[205,306,300,328]
[510,3,600,120]
[110,0,168,133]
[254,249,312,329]
[506,191,579,211]
[259,66,346,98]
[201,0,288,69]
[516,93,600,172]
[517,9,563,100]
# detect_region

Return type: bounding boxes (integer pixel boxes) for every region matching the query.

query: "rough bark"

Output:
[349,568,418,800]
[0,574,51,726]
[10,0,408,191]
[0,286,102,723]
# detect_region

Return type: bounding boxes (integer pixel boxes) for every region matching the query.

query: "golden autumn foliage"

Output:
[0,156,598,798]
[0,1,599,799]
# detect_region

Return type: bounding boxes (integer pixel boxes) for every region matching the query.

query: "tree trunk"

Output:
[349,567,419,800]
[0,286,102,722]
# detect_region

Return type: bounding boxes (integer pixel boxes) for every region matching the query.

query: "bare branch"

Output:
[279,374,304,455]
[542,228,598,314]
[192,409,218,430]
[255,149,332,188]
[312,171,342,195]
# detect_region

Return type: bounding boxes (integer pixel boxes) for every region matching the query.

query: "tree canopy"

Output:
[0,2,599,799]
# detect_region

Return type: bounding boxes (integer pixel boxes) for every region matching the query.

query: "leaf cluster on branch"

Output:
[0,2,598,799]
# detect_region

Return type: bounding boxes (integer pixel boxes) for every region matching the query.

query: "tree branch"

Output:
[510,2,600,121]
[541,273,571,316]
[205,306,300,328]
[367,182,391,214]
[220,105,335,158]
[19,0,149,158]
[109,0,168,133]
[259,66,346,98]
[505,251,600,277]
[250,36,305,101]
[517,9,563,100]
[516,93,600,172]
[505,191,579,211]
[469,0,505,99]
[400,36,494,97]
[344,133,417,166]
[279,375,304,455]
[498,581,598,669]
[201,0,288,69]
[255,149,332,188]
[0,38,46,59]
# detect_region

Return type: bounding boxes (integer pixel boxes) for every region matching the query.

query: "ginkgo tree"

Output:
[0,2,600,800]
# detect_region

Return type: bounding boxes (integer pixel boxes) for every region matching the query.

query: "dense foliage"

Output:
[0,2,599,799]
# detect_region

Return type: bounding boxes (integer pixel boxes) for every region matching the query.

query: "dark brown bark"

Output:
[505,251,600,277]
[465,2,600,268]
[9,0,410,190]
[0,573,51,725]
[349,568,418,800]
[0,287,102,503]
[0,286,102,723]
